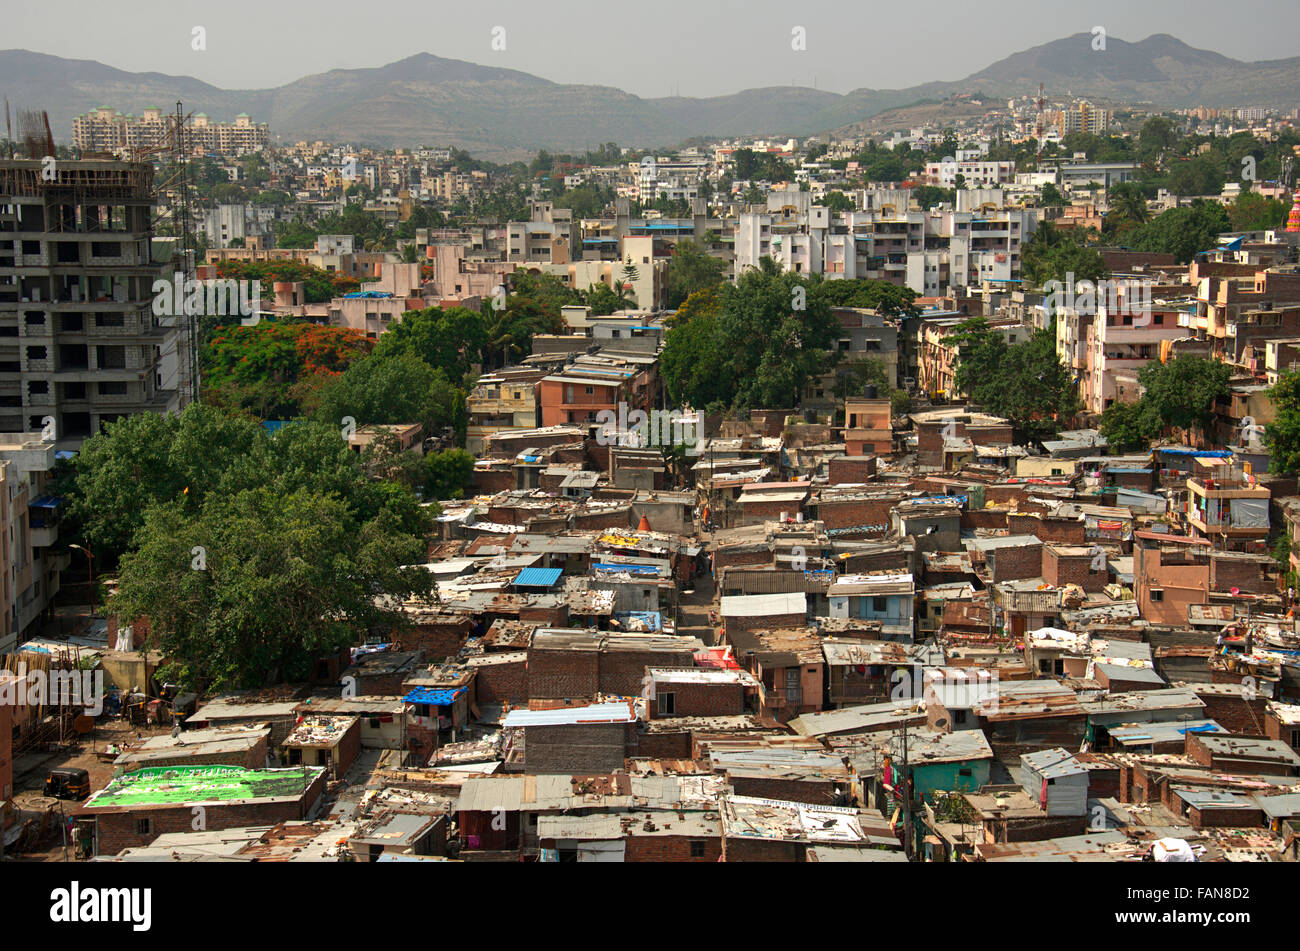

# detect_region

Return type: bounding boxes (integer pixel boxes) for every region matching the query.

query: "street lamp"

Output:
[68,544,95,613]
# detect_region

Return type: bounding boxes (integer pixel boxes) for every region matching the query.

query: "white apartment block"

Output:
[734,193,1034,294]
[73,107,269,156]
[923,160,1016,188]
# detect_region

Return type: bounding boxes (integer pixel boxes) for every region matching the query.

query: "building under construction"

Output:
[0,159,180,447]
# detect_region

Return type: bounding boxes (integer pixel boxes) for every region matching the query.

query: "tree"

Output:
[423,449,477,501]
[659,287,731,408]
[812,277,919,318]
[953,323,1078,440]
[664,267,841,410]
[317,354,466,438]
[814,191,854,212]
[1127,201,1232,263]
[371,305,487,383]
[69,406,260,560]
[912,185,956,210]
[1265,370,1300,475]
[664,239,728,309]
[1229,191,1289,232]
[1021,222,1107,288]
[1136,356,1231,436]
[584,281,629,316]
[112,485,433,690]
[1039,182,1067,207]
[1099,399,1160,453]
[1106,182,1151,235]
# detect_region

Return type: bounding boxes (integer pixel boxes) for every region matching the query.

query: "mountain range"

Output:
[1,33,1296,157]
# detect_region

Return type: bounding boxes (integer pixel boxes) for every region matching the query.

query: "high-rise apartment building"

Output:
[0,159,178,448]
[73,107,269,156]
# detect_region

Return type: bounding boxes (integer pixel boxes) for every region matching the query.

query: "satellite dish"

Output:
[933,718,949,730]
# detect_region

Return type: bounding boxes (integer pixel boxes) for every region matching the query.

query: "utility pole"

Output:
[900,717,913,860]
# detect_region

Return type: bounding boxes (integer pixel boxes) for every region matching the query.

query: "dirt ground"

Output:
[4,718,174,862]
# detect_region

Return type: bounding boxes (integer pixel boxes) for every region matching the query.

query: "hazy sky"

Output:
[8,0,1299,98]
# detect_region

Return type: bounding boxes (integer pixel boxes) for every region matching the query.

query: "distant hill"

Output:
[1,34,1296,156]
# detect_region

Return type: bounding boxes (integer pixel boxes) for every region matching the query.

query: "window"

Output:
[689,840,706,858]
[657,692,676,716]
[98,382,127,396]
[958,768,972,778]
[136,818,152,836]
[1150,589,1164,602]
[872,596,887,613]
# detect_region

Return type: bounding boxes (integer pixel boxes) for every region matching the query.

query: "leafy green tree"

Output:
[659,287,731,408]
[1039,183,1067,207]
[665,239,728,309]
[1136,355,1231,435]
[814,191,854,212]
[1021,222,1108,287]
[583,281,628,316]
[1264,370,1300,475]
[317,354,466,438]
[423,449,477,501]
[953,322,1078,440]
[1099,399,1160,453]
[372,306,487,382]
[912,185,956,209]
[112,485,433,690]
[1106,182,1151,235]
[812,277,919,318]
[1127,201,1232,263]
[1229,191,1289,232]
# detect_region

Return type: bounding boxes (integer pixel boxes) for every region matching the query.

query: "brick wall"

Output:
[725,611,805,636]
[625,832,722,862]
[649,682,744,719]
[742,499,804,525]
[1209,556,1270,595]
[397,617,474,661]
[714,548,773,571]
[600,648,696,697]
[524,722,628,774]
[1188,804,1264,829]
[723,837,804,862]
[828,456,877,484]
[815,497,897,536]
[1265,710,1300,751]
[471,469,515,495]
[988,541,1043,582]
[965,508,1009,532]
[1195,690,1270,734]
[574,507,633,531]
[726,774,835,805]
[527,647,600,699]
[473,659,529,703]
[635,729,693,759]
[1043,546,1107,592]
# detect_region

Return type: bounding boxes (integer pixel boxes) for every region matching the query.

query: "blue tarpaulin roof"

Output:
[1155,448,1233,458]
[594,562,659,575]
[513,566,563,588]
[54,450,76,461]
[403,686,465,705]
[29,496,63,509]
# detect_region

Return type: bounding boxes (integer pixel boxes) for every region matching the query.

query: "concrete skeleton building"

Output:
[0,159,178,447]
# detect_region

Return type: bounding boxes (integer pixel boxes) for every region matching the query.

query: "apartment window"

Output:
[95,314,124,328]
[98,382,127,396]
[26,346,46,361]
[95,345,126,369]
[689,840,706,858]
[657,692,676,716]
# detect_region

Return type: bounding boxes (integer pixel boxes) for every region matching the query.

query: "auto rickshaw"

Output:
[44,767,90,800]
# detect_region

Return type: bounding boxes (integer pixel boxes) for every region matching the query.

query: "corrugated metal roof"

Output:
[503,701,636,727]
[513,566,564,588]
